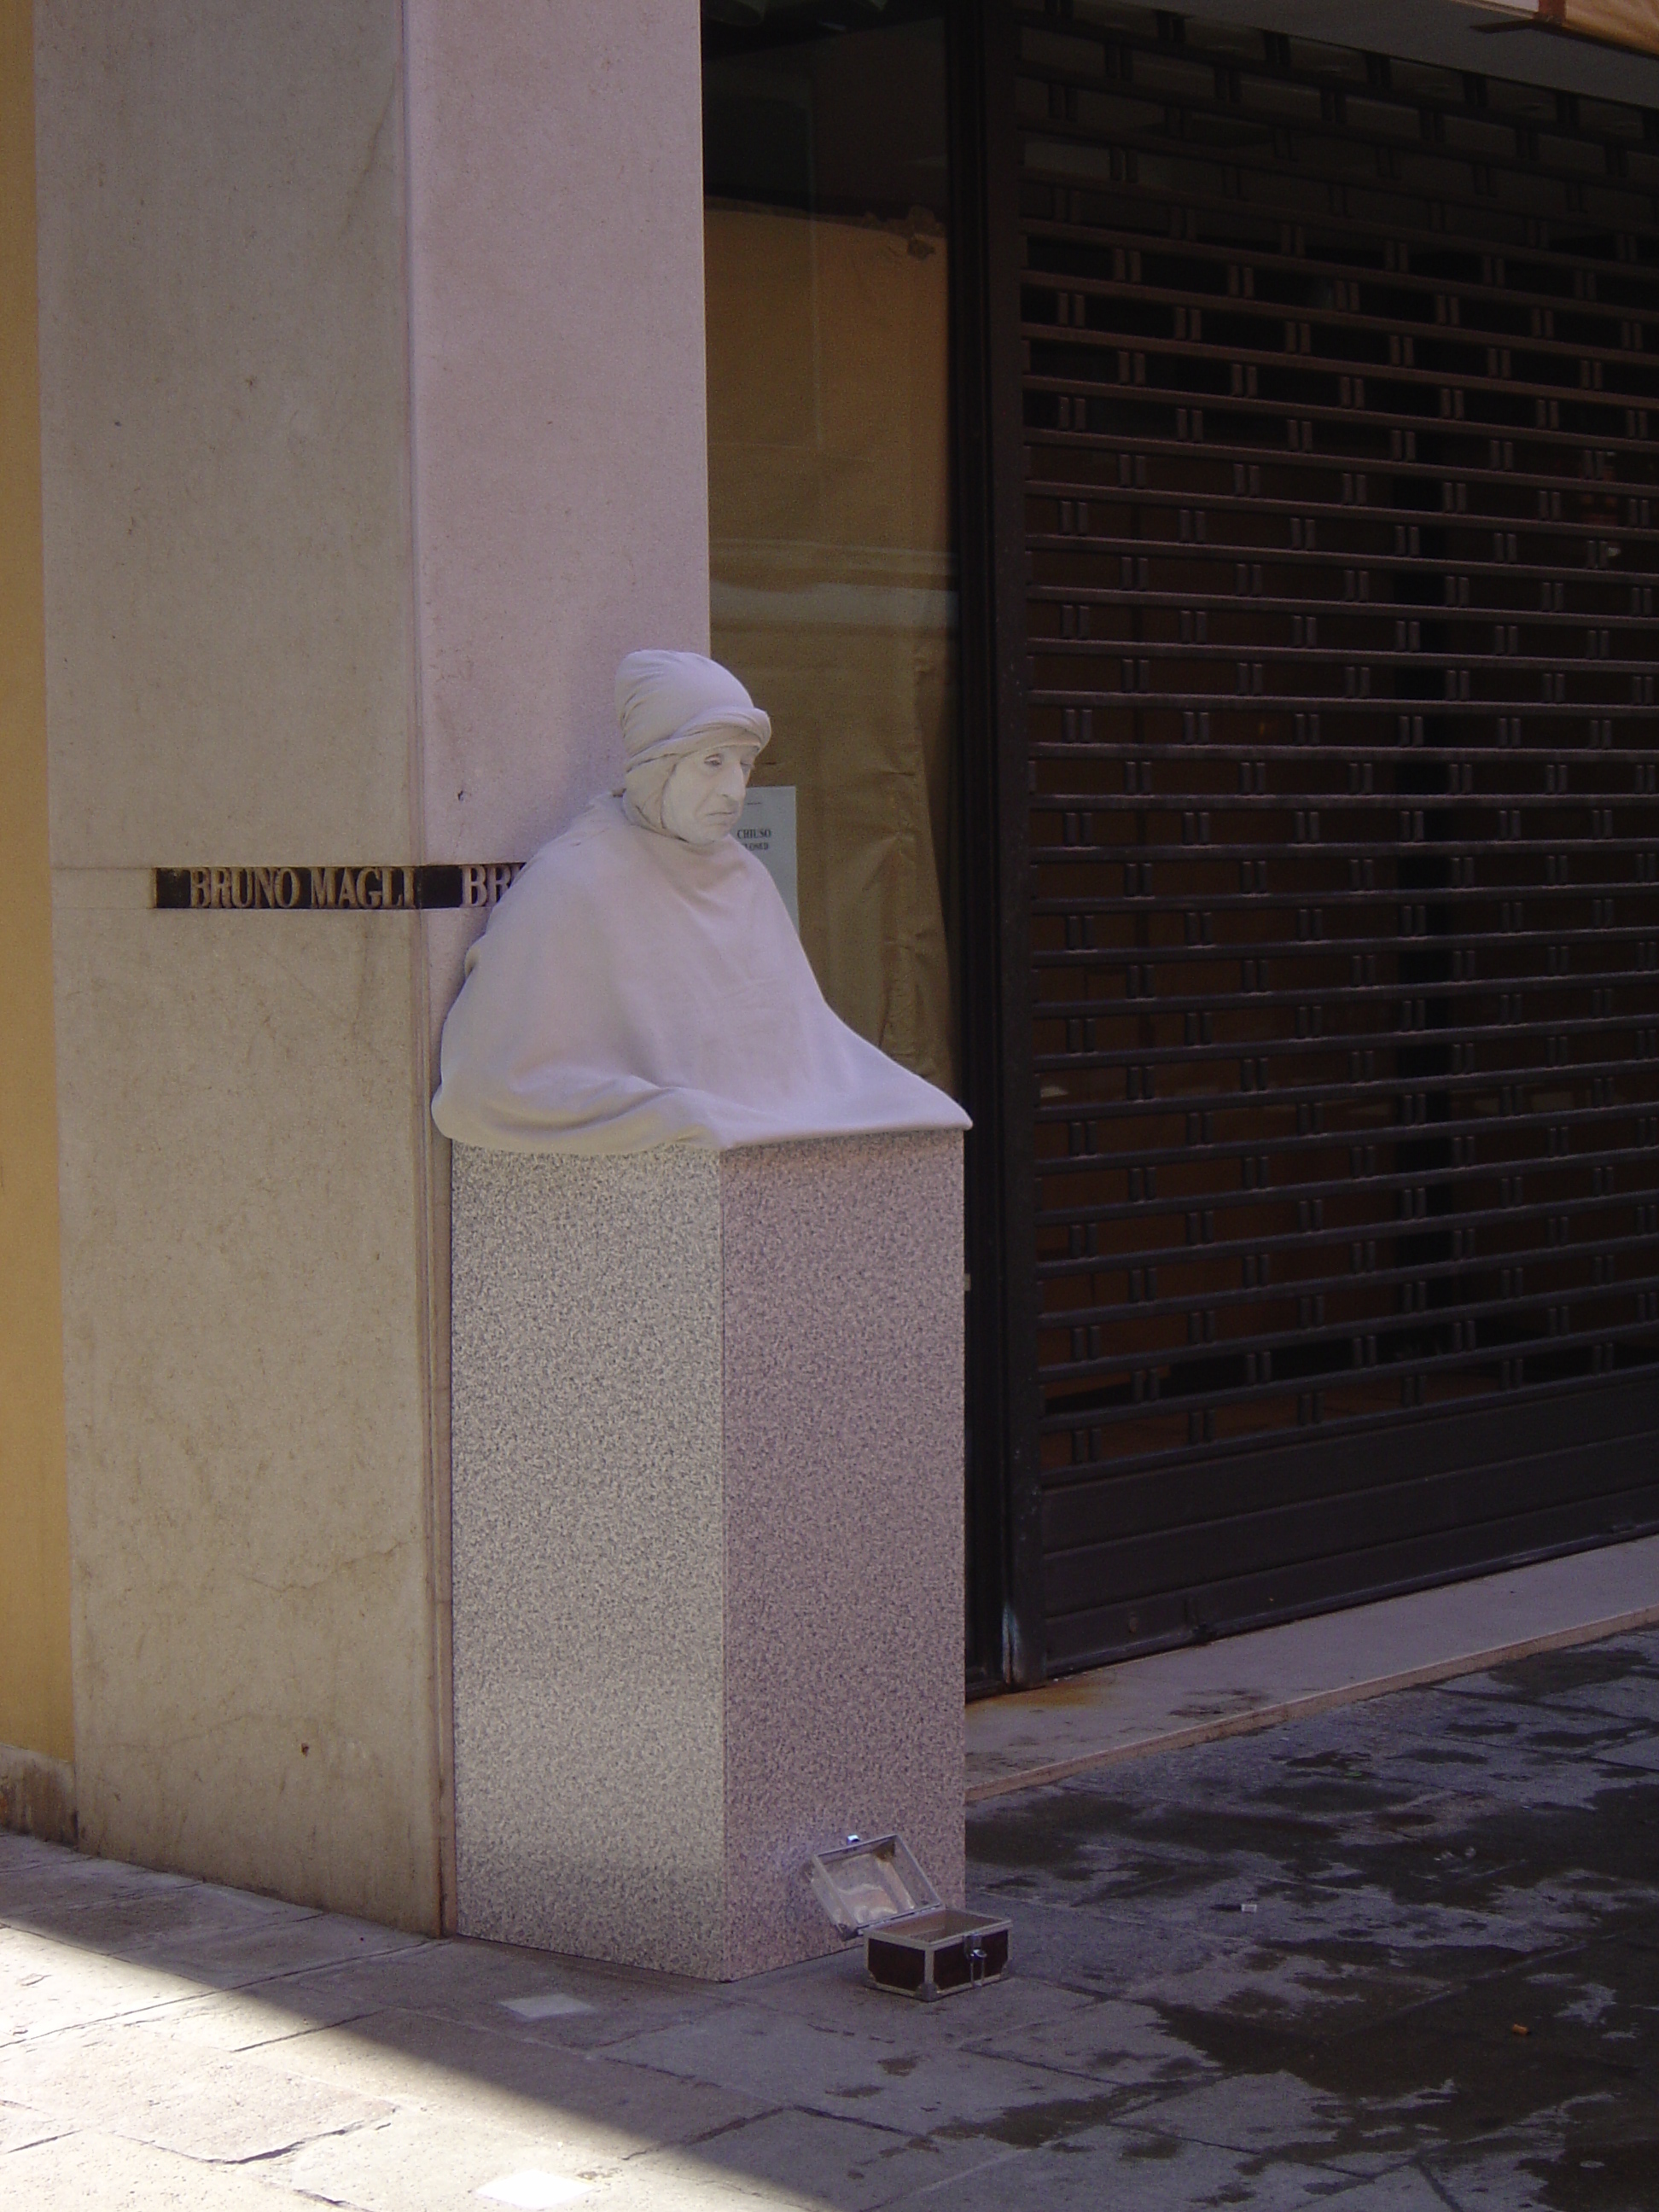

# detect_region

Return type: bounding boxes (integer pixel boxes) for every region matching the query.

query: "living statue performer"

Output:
[431,649,970,1153]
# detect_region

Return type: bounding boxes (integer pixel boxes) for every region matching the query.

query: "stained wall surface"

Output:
[0,0,74,1786]
[33,0,441,1926]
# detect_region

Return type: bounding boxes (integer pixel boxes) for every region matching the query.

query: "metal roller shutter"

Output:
[1013,3,1659,1668]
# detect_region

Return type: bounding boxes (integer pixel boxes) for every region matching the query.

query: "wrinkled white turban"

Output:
[615,649,771,770]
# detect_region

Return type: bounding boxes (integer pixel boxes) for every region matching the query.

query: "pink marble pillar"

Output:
[449,1132,964,1980]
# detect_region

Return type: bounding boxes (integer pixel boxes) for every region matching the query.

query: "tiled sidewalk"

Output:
[4,1630,1657,2209]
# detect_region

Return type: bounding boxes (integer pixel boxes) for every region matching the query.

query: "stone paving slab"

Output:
[0,2094,70,2154]
[968,1533,1659,1798]
[601,2000,1086,2141]
[228,2002,770,2154]
[3,1627,1656,2209]
[590,2109,1009,2212]
[5,2123,305,2209]
[880,2125,1374,2209]
[0,2016,395,2163]
[0,1923,209,2039]
[281,2103,626,2212]
[737,1947,1093,2049]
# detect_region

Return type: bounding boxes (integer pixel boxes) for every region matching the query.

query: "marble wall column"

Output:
[31,0,714,1927]
[405,0,712,1026]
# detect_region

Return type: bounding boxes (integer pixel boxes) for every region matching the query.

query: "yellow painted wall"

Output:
[0,0,74,1767]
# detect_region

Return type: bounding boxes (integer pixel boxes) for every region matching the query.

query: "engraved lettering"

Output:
[168,860,516,911]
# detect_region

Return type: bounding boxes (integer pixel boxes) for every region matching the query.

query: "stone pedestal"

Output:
[449,1131,963,1980]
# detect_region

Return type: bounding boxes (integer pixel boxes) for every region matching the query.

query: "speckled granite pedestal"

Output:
[449,1132,964,1980]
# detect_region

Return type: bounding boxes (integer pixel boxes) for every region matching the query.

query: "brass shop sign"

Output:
[154,864,523,911]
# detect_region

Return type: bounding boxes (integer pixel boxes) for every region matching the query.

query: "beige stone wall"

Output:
[34,0,439,1926]
[35,3,418,866]
[30,1,713,1930]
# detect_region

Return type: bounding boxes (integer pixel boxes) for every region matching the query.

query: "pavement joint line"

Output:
[0,1953,410,2045]
[965,1600,1659,1802]
[1317,2157,1464,2208]
[1113,2116,1408,2176]
[0,1915,431,1989]
[903,2144,1029,2195]
[1413,2162,1469,2212]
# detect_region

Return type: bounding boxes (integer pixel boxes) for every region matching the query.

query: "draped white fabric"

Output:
[431,796,969,1154]
[614,647,771,772]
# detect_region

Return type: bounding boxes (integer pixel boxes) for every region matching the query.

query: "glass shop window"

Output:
[702,0,959,1095]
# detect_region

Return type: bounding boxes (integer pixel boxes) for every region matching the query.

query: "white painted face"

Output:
[660,739,760,846]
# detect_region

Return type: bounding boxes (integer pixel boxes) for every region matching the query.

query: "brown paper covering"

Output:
[707,203,959,1096]
[1539,0,1659,54]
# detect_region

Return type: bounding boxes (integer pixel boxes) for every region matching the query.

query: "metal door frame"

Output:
[951,0,1046,1688]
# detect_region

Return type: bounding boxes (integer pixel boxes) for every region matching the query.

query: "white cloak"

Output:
[431,798,970,1153]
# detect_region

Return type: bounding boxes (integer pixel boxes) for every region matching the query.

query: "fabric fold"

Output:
[431,796,969,1154]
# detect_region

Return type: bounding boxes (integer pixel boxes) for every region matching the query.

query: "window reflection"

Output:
[703,3,960,1094]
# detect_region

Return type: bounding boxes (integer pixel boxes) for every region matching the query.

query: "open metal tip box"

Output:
[808,1834,1010,2000]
